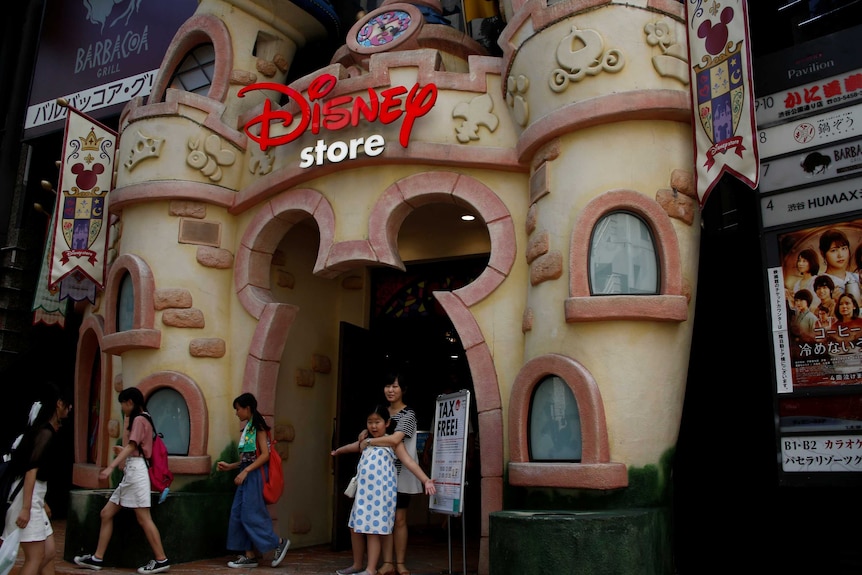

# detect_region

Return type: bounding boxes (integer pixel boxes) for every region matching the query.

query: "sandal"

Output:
[378,561,396,575]
[396,563,412,575]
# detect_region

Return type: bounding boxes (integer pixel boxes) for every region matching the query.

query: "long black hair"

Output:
[118,387,147,432]
[233,392,270,432]
[7,382,71,475]
[30,382,71,430]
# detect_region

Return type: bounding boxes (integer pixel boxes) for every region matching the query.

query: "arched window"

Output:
[168,44,215,96]
[566,190,688,322]
[588,211,659,295]
[147,387,191,456]
[117,272,135,332]
[529,375,581,461]
[509,354,627,489]
[102,254,160,354]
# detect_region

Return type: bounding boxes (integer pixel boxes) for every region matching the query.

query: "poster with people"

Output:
[779,220,862,387]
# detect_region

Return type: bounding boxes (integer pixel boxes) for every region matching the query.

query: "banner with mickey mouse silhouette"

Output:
[685,0,759,206]
[48,105,116,290]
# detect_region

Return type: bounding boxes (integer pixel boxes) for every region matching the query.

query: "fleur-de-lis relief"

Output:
[453,94,499,143]
[249,144,274,175]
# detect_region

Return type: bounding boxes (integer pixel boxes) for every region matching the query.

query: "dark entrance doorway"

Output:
[332,256,487,551]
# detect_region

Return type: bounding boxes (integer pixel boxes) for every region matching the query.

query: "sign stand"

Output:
[428,390,471,575]
[446,508,467,575]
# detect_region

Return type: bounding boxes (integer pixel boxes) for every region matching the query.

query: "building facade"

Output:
[1,1,861,574]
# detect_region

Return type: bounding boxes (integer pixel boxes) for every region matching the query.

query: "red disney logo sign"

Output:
[239,74,438,157]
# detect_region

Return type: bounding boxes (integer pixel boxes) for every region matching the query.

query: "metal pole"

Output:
[460,509,467,575]
[447,514,453,575]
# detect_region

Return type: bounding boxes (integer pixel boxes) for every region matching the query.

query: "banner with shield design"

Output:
[685,0,759,206]
[47,105,116,290]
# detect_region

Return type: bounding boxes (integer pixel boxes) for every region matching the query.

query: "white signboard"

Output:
[767,266,793,394]
[755,67,862,129]
[760,175,862,228]
[759,138,862,193]
[25,70,158,132]
[428,390,470,516]
[781,435,862,472]
[757,104,862,160]
[773,330,792,394]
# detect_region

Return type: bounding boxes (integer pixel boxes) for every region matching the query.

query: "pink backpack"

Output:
[139,413,174,502]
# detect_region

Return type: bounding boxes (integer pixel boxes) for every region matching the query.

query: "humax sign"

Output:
[239,73,437,168]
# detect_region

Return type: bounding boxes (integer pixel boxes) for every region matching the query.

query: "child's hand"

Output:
[217,460,229,472]
[424,479,436,495]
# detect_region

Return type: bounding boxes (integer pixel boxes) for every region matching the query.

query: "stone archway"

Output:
[234,172,516,572]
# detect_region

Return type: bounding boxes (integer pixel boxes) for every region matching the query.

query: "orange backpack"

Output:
[258,430,284,504]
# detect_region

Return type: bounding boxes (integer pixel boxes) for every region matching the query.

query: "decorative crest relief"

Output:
[124,131,164,171]
[187,134,236,182]
[550,25,624,93]
[644,19,689,84]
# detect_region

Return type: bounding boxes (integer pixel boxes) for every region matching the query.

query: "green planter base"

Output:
[64,490,234,568]
[490,508,673,575]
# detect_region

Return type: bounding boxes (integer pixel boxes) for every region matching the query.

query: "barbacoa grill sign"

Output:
[240,73,437,168]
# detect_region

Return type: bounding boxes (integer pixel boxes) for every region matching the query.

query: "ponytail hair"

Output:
[118,387,147,432]
[233,392,270,432]
[8,382,71,474]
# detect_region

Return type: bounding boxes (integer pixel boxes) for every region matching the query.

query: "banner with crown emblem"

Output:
[685,0,759,206]
[48,106,116,290]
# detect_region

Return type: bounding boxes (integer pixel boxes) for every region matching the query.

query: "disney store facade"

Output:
[3,0,862,573]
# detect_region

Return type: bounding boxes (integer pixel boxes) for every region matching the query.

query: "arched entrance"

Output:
[234,172,515,571]
[332,255,487,551]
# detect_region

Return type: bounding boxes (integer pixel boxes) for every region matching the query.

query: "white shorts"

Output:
[3,479,53,543]
[109,457,151,508]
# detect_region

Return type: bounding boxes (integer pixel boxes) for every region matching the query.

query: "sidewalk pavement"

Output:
[8,518,478,575]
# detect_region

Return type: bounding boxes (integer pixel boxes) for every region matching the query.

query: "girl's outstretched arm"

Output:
[394,443,436,495]
[331,440,361,456]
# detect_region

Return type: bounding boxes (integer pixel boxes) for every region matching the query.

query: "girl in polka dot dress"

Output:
[331,404,436,575]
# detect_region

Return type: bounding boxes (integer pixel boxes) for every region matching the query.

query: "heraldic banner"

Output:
[685,0,759,206]
[32,203,68,326]
[48,106,116,290]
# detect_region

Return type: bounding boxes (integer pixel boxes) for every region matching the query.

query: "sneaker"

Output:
[272,537,290,567]
[228,555,259,568]
[73,554,104,571]
[137,558,170,574]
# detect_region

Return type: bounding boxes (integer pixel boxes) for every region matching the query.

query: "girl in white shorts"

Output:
[73,387,170,574]
[2,383,72,575]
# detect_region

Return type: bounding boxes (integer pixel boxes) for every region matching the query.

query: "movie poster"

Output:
[779,219,862,387]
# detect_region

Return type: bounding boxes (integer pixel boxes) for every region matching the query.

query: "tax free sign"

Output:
[240,73,437,168]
